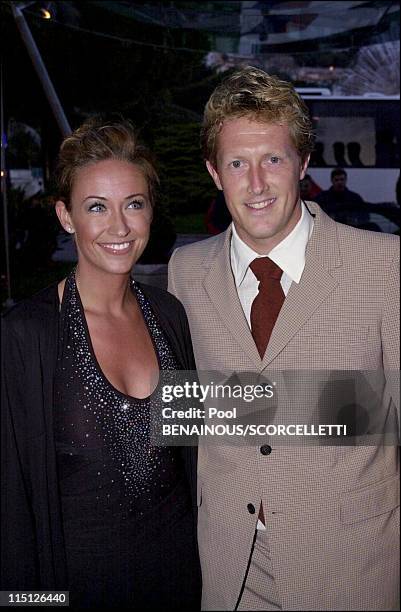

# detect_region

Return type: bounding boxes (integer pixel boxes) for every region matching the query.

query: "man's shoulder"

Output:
[170,231,228,269]
[314,189,331,203]
[345,188,364,202]
[310,203,399,269]
[335,218,399,247]
[334,219,399,263]
[138,281,186,316]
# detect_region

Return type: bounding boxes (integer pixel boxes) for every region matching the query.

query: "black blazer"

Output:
[1,281,198,590]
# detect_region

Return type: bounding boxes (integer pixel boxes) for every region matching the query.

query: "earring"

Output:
[67,225,74,234]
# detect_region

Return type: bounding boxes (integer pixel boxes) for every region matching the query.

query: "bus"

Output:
[297,91,400,205]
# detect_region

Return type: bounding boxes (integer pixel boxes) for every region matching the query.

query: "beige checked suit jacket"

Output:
[168,203,400,611]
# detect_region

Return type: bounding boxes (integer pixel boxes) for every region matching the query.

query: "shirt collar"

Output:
[230,201,314,287]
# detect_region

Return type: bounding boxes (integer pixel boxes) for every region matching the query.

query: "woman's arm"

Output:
[1,317,39,589]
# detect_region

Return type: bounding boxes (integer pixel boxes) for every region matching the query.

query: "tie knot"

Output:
[250,257,283,281]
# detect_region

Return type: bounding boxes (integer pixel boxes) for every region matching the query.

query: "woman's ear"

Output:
[55,200,74,233]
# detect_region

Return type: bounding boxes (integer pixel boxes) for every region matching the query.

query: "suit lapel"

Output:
[262,203,342,368]
[202,206,342,371]
[262,254,338,367]
[203,228,262,369]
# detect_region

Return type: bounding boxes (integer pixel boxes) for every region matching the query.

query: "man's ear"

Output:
[206,160,223,191]
[55,200,74,233]
[300,154,310,180]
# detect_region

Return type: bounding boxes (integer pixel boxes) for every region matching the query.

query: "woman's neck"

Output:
[75,265,136,316]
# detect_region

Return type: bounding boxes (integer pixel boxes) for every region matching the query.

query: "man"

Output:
[316,167,364,207]
[316,167,367,228]
[168,68,399,611]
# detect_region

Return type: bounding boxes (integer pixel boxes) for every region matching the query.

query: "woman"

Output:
[1,119,201,609]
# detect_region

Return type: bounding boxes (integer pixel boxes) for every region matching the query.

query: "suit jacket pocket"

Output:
[341,473,399,524]
[302,323,369,343]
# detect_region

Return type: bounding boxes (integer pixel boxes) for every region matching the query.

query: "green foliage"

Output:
[174,213,207,234]
[154,122,215,215]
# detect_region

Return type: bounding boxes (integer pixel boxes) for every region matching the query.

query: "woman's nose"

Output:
[109,212,130,236]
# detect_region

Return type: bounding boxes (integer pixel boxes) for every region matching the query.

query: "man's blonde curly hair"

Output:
[201,67,315,165]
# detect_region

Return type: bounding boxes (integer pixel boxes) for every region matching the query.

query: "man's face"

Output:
[206,117,309,254]
[331,173,347,192]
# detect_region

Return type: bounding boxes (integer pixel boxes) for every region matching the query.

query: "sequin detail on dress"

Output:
[55,272,182,518]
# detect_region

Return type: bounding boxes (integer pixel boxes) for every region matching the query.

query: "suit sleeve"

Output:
[381,244,400,423]
[167,247,180,300]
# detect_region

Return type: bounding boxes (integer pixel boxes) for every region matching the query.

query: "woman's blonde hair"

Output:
[201,67,314,165]
[55,118,159,210]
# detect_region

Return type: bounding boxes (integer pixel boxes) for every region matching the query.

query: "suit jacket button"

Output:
[260,444,272,455]
[247,503,256,514]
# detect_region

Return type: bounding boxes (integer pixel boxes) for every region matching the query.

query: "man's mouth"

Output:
[245,198,276,210]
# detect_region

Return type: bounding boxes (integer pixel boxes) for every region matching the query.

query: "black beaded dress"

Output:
[54,272,199,609]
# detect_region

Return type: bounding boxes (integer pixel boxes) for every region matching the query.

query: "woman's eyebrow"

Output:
[83,195,107,202]
[82,193,146,202]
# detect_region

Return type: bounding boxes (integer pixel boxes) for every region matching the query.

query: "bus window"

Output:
[300,96,400,203]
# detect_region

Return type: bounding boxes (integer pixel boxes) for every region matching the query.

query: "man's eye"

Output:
[88,202,105,212]
[231,160,242,169]
[127,199,144,209]
[270,156,280,164]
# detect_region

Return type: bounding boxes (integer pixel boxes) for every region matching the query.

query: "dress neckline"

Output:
[61,270,161,403]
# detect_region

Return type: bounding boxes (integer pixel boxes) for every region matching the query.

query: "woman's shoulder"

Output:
[136,281,195,370]
[137,282,187,319]
[2,283,59,331]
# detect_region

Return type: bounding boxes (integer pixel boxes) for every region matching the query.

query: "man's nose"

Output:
[248,165,265,195]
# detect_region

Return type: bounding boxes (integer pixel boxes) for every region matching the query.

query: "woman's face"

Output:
[56,159,152,277]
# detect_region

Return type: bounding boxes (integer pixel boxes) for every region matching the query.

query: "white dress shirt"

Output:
[230,201,314,329]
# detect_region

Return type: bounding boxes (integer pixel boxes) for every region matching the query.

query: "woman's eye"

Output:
[127,199,144,209]
[88,202,105,212]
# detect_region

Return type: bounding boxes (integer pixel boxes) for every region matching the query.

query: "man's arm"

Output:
[167,247,180,298]
[381,244,400,426]
[382,246,400,370]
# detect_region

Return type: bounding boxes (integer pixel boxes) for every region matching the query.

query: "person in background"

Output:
[299,173,322,201]
[168,66,399,611]
[315,167,365,218]
[205,190,231,235]
[1,118,201,609]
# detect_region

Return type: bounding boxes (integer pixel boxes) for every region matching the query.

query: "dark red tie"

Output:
[249,257,285,359]
[250,257,285,527]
